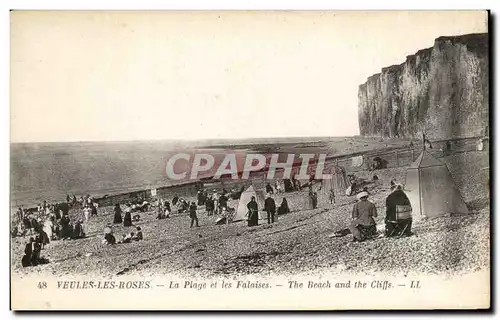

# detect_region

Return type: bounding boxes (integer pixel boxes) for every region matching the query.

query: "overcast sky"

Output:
[10,11,487,143]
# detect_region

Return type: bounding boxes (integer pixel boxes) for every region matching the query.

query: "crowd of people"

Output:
[14,194,101,268]
[15,172,416,270]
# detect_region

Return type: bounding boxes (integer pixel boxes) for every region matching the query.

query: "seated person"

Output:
[22,237,34,267]
[104,233,116,245]
[121,232,135,244]
[156,205,165,219]
[277,198,290,215]
[349,192,378,242]
[72,220,85,239]
[103,226,116,245]
[134,227,143,241]
[385,185,413,237]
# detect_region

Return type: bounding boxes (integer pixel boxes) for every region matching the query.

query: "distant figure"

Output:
[113,204,123,224]
[31,239,42,266]
[385,185,413,237]
[307,190,318,209]
[73,220,85,239]
[21,238,34,267]
[349,191,378,242]
[265,183,274,195]
[135,226,143,241]
[104,225,116,245]
[264,194,276,224]
[443,140,452,156]
[278,198,290,215]
[312,192,318,209]
[373,175,379,181]
[83,205,91,223]
[246,196,259,227]
[219,194,228,213]
[43,219,53,241]
[121,233,134,244]
[164,201,171,218]
[189,202,199,228]
[123,205,132,227]
[275,181,283,194]
[16,207,24,224]
[390,179,396,190]
[156,203,166,220]
[205,197,215,216]
[60,213,72,239]
[90,203,98,216]
[172,195,179,207]
[329,189,336,204]
[39,228,50,248]
[178,199,189,213]
[197,191,205,206]
[423,133,433,149]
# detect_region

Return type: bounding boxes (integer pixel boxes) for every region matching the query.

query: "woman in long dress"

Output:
[123,204,132,227]
[278,197,290,215]
[113,204,123,224]
[246,196,259,227]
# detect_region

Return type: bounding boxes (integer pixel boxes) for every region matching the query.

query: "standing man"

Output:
[264,193,276,224]
[189,202,199,228]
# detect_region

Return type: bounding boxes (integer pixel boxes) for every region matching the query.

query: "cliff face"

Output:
[358,33,489,140]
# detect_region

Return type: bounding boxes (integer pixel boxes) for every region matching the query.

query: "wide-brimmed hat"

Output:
[356,191,369,200]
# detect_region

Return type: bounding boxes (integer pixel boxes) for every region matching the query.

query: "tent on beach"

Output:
[319,165,348,196]
[404,150,469,220]
[232,185,266,223]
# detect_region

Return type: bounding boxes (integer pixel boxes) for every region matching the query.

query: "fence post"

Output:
[411,149,414,162]
[395,151,399,167]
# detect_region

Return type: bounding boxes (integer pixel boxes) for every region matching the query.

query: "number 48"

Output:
[37,281,47,289]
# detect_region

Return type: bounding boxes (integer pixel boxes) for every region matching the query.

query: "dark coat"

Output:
[385,190,411,222]
[123,211,132,227]
[113,206,123,224]
[189,204,198,219]
[247,200,259,227]
[264,198,276,213]
[278,198,290,215]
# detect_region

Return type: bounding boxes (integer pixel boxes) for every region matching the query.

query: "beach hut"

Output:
[404,150,469,220]
[232,185,266,222]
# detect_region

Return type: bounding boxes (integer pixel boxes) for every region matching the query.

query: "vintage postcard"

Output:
[10,10,490,310]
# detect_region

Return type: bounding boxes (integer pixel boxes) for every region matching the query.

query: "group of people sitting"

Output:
[113,203,142,227]
[265,181,285,195]
[155,200,172,219]
[103,225,143,245]
[346,183,413,242]
[21,236,50,268]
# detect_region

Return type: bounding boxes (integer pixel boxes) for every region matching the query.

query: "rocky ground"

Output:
[11,151,490,279]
